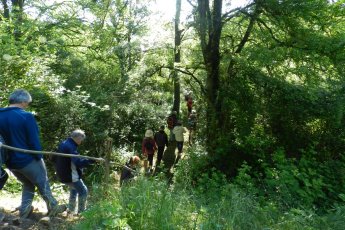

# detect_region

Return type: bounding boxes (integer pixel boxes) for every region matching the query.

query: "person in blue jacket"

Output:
[54,129,94,214]
[0,89,65,218]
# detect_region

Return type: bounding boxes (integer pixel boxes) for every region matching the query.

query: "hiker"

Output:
[187,96,193,116]
[54,129,94,214]
[166,111,177,141]
[184,92,193,116]
[0,89,66,218]
[154,125,169,167]
[120,156,140,186]
[187,110,197,144]
[141,129,157,173]
[172,121,187,164]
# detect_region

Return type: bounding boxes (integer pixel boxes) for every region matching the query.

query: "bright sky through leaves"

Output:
[152,0,252,21]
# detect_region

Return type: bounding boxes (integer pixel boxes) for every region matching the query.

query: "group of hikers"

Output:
[0,89,197,219]
[120,116,193,185]
[120,95,198,185]
[0,89,93,218]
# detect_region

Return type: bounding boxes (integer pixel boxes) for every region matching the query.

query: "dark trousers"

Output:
[156,146,165,166]
[176,141,184,153]
[148,154,154,167]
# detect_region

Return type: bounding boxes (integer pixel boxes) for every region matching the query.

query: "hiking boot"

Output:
[48,204,66,217]
[20,205,34,219]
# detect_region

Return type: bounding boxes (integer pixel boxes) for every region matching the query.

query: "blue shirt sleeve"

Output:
[71,155,92,168]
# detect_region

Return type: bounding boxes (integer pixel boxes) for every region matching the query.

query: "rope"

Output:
[0,142,138,173]
[0,142,139,173]
[0,142,105,162]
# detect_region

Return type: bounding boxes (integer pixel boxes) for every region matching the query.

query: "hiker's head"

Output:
[9,89,32,108]
[145,129,153,138]
[71,129,86,145]
[176,121,182,126]
[160,125,165,130]
[130,156,140,165]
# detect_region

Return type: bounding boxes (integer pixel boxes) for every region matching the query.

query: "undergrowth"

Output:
[73,147,345,230]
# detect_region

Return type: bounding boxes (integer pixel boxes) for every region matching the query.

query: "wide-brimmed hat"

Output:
[145,129,153,138]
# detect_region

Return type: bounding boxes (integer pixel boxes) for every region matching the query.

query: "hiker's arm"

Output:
[72,155,94,168]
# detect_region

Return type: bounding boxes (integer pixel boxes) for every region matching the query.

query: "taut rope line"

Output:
[0,142,105,162]
[0,142,138,173]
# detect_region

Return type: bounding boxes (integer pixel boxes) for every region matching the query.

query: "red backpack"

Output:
[167,116,174,129]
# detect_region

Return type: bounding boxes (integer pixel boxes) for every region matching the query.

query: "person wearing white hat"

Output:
[141,129,157,173]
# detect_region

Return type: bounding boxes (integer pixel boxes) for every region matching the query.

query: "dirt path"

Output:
[0,174,78,230]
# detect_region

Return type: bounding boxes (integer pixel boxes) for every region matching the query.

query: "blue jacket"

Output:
[0,107,42,169]
[54,138,91,183]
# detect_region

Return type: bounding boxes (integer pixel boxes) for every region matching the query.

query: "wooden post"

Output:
[103,137,113,188]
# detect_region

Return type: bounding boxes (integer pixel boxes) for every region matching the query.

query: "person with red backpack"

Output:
[186,96,193,116]
[141,129,157,173]
[184,92,193,116]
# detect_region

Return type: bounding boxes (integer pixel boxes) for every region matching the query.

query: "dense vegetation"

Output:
[1,0,345,229]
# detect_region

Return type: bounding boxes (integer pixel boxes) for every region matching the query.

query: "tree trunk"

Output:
[173,0,182,116]
[11,0,24,39]
[196,0,223,153]
[1,0,10,19]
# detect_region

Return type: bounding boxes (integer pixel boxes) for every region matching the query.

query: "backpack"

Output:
[144,139,154,151]
[167,116,174,129]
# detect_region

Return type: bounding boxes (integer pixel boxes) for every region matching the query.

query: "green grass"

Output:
[72,173,345,230]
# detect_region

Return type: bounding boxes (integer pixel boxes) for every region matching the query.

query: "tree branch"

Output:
[235,7,260,54]
[222,3,255,23]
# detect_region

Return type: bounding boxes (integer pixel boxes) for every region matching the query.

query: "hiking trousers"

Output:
[11,159,58,215]
[156,146,165,166]
[66,179,88,213]
[176,141,184,153]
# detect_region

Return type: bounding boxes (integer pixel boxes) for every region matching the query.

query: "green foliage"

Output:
[1,1,345,227]
[0,172,21,194]
[252,147,345,210]
[120,177,191,229]
[76,198,130,229]
[233,161,258,195]
[73,168,345,230]
[194,167,227,201]
[173,145,210,190]
[74,177,195,230]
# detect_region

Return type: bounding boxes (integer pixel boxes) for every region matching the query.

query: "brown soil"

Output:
[0,189,79,230]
